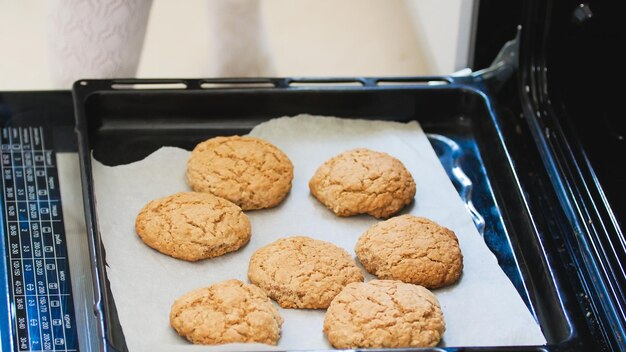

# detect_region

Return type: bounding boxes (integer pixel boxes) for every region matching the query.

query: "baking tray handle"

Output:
[75,77,456,92]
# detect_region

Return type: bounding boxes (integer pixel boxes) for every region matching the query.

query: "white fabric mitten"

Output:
[207,0,275,77]
[47,0,153,88]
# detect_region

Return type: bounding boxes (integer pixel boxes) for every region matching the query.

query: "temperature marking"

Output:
[1,127,78,351]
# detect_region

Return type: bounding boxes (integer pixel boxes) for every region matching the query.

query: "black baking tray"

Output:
[72,74,600,351]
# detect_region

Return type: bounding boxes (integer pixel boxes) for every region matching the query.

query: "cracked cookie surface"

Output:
[187,136,294,210]
[135,192,251,261]
[309,148,415,218]
[323,280,445,348]
[355,215,463,288]
[170,279,283,345]
[248,236,364,309]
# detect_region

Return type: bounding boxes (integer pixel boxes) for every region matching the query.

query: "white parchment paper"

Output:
[92,115,546,351]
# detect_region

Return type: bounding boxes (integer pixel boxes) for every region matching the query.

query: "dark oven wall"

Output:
[543,1,625,229]
[472,0,522,71]
[475,0,624,229]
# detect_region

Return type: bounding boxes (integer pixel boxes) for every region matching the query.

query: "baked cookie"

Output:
[248,236,364,309]
[355,215,462,288]
[135,192,251,261]
[323,280,445,348]
[170,279,283,345]
[309,148,415,219]
[187,136,294,210]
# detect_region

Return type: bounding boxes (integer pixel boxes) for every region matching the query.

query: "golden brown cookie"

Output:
[355,215,463,288]
[248,236,364,309]
[323,280,445,348]
[135,192,251,261]
[170,279,283,345]
[186,136,294,210]
[309,148,415,219]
